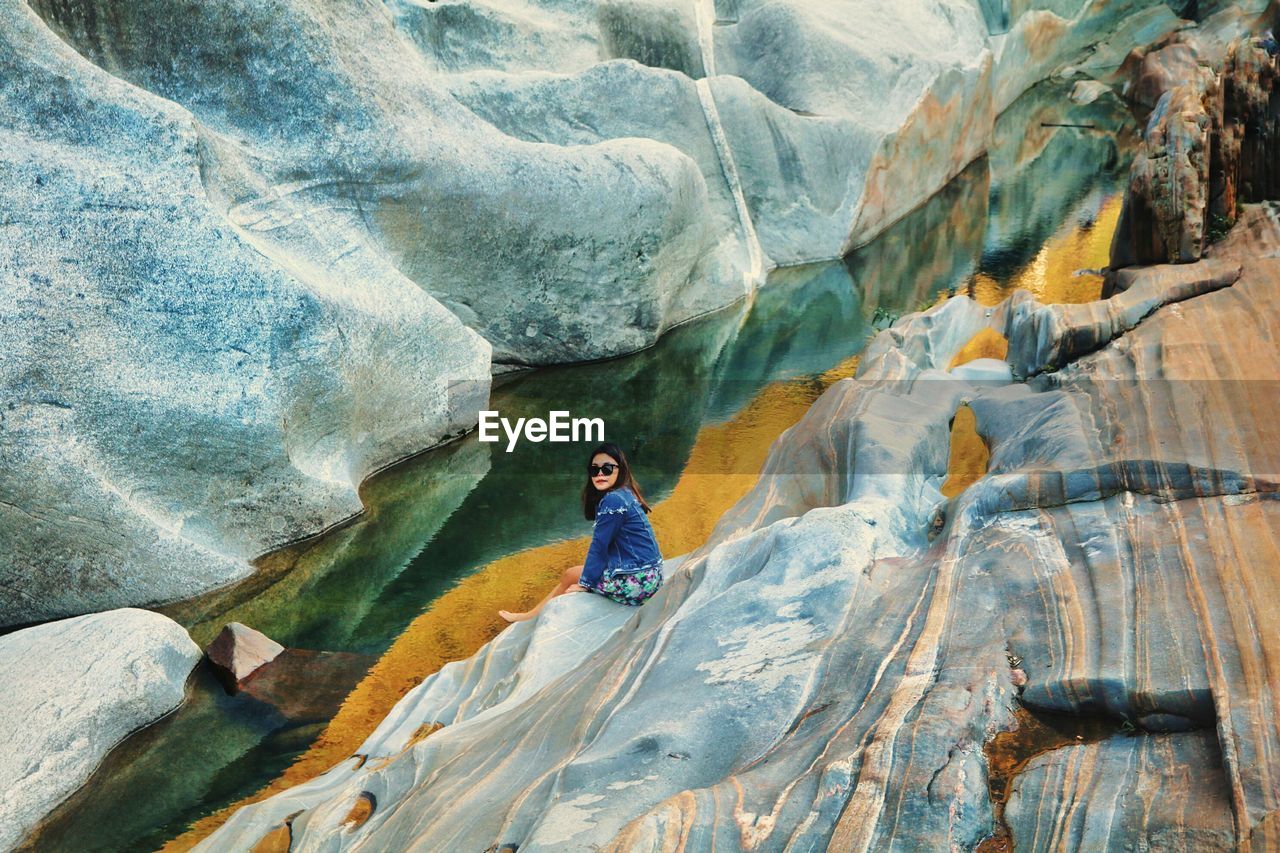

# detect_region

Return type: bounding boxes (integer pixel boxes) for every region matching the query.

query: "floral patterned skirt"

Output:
[587,564,663,606]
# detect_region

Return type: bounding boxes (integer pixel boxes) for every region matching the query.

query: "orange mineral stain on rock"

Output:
[407,722,444,747]
[162,354,862,851]
[247,824,290,853]
[246,810,302,853]
[948,328,1009,369]
[976,707,1117,852]
[941,405,988,499]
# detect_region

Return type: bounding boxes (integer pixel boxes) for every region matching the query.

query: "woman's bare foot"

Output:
[498,610,533,623]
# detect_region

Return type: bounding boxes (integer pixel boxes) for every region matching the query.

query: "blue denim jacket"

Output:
[578,486,663,589]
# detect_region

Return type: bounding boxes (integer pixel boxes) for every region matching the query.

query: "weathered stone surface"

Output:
[1126,41,1207,108]
[1011,257,1241,373]
[1112,34,1280,267]
[0,608,201,850]
[205,623,285,687]
[2,0,1210,626]
[1069,78,1111,104]
[1215,37,1280,217]
[1114,65,1221,267]
[0,0,492,627]
[202,205,1280,851]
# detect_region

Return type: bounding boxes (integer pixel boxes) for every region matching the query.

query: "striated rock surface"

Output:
[1216,35,1280,216]
[1006,732,1236,849]
[0,608,201,850]
[1114,61,1221,266]
[197,207,1280,849]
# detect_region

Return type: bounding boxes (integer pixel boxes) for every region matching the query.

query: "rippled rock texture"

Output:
[197,198,1280,850]
[0,0,493,627]
[0,608,201,850]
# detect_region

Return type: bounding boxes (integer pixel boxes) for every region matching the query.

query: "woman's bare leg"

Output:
[499,565,584,623]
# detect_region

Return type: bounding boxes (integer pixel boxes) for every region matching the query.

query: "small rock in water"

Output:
[206,622,285,689]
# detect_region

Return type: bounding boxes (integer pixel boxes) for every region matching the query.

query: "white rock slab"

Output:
[0,608,201,851]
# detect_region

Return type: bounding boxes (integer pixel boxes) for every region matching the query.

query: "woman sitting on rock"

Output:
[499,442,664,623]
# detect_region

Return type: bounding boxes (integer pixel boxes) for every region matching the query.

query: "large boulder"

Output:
[0,608,201,851]
[205,623,285,687]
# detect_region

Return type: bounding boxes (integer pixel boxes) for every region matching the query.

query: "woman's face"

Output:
[590,452,620,492]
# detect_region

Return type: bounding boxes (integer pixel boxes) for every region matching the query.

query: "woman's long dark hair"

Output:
[582,441,652,519]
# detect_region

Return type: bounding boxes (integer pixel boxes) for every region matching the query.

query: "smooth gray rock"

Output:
[0,608,201,851]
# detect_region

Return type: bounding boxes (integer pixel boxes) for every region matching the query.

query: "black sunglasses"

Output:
[588,463,619,477]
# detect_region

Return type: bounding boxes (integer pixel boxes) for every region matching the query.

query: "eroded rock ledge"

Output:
[197,192,1280,850]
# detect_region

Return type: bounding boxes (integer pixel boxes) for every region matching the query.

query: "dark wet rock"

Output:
[205,623,373,720]
[238,649,376,724]
[1112,64,1220,267]
[1215,37,1280,216]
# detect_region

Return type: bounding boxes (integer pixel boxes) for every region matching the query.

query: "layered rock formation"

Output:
[1005,732,1236,849]
[1111,32,1280,267]
[197,203,1280,850]
[0,608,201,850]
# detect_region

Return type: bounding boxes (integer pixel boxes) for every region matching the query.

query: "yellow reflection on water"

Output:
[941,405,989,499]
[940,195,1122,308]
[948,328,1009,369]
[163,353,862,850]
